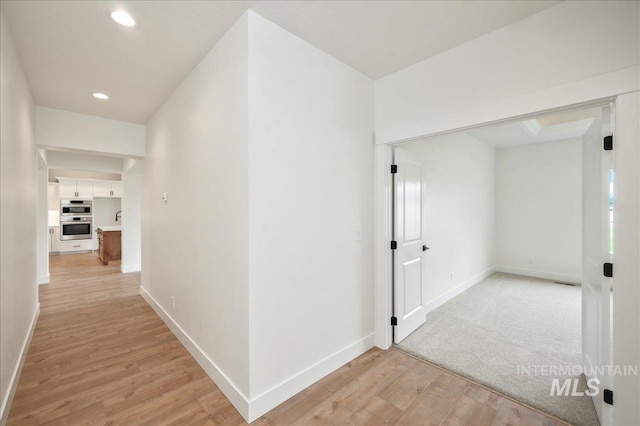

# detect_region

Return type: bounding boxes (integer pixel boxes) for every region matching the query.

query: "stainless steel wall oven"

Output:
[61,199,92,216]
[60,200,93,240]
[60,216,92,240]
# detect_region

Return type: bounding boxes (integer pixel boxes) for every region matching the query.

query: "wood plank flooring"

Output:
[8,253,568,425]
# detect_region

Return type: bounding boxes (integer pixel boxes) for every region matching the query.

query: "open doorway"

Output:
[38,149,142,284]
[389,104,614,426]
[48,168,123,259]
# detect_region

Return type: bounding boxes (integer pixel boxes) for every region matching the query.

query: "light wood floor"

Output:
[8,253,568,425]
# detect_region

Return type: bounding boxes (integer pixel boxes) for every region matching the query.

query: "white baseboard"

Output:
[247,333,375,422]
[494,265,581,285]
[140,286,375,423]
[121,264,141,273]
[425,267,495,314]
[139,287,250,419]
[37,274,49,285]
[0,303,40,426]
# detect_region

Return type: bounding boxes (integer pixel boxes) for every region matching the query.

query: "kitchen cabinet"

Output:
[58,179,93,199]
[47,183,60,210]
[97,228,121,265]
[58,180,77,198]
[111,183,123,198]
[58,239,93,253]
[92,182,110,197]
[76,181,93,198]
[48,226,60,253]
[93,181,123,198]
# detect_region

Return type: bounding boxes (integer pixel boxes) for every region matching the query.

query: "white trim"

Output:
[139,287,250,420]
[37,274,49,285]
[55,176,122,184]
[611,91,640,425]
[494,265,581,285]
[373,91,635,361]
[141,287,375,423]
[0,303,40,426]
[519,119,542,137]
[121,264,141,273]
[424,268,495,314]
[375,66,639,145]
[247,333,375,422]
[374,144,393,350]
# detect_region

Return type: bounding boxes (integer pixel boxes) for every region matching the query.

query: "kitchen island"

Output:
[97,226,121,265]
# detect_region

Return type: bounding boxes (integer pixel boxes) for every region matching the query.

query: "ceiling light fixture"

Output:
[92,92,110,100]
[110,10,136,27]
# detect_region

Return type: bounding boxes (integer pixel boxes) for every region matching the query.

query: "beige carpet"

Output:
[397,272,599,426]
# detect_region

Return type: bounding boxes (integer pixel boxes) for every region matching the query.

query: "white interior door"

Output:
[393,147,428,343]
[582,106,613,425]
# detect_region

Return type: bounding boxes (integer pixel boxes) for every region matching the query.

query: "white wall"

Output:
[35,106,145,158]
[49,168,121,182]
[93,197,122,252]
[373,3,639,419]
[36,153,49,284]
[495,139,583,283]
[143,11,250,405]
[246,11,374,416]
[93,198,122,228]
[612,91,640,425]
[395,136,583,299]
[0,9,39,424]
[375,1,639,143]
[143,10,374,421]
[400,133,495,310]
[47,151,124,174]
[121,163,141,274]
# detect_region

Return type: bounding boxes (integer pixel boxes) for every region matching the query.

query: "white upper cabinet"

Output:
[58,179,78,198]
[93,181,122,198]
[47,183,60,209]
[58,179,93,198]
[92,182,111,197]
[57,178,123,199]
[76,181,93,198]
[111,182,123,198]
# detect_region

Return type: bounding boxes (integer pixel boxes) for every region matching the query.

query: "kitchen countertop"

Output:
[97,226,122,232]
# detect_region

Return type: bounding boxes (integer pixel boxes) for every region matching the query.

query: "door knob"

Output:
[422,245,429,251]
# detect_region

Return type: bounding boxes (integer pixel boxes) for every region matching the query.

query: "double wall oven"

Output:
[60,199,92,240]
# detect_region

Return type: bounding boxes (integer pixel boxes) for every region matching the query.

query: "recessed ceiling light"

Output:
[92,92,110,100]
[110,10,136,27]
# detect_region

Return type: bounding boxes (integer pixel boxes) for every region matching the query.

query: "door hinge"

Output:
[604,389,613,405]
[390,164,397,174]
[603,262,613,278]
[391,316,397,326]
[604,135,613,151]
[390,241,397,250]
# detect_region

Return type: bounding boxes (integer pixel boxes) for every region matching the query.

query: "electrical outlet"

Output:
[450,272,454,281]
[171,296,176,309]
[528,257,533,264]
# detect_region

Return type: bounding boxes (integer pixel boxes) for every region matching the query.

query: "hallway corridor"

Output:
[7,254,566,425]
[7,254,243,424]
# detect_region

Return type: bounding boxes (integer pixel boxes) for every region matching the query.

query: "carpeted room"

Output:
[392,106,609,426]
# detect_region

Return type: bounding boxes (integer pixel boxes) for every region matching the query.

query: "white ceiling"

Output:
[1,1,559,124]
[467,107,602,148]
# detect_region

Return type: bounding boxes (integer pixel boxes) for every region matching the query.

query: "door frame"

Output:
[373,93,640,422]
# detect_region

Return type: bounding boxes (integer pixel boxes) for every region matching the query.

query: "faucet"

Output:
[115,211,122,222]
